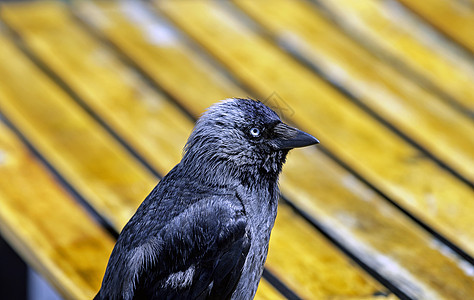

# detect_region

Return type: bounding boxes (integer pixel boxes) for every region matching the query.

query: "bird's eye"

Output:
[250,127,261,138]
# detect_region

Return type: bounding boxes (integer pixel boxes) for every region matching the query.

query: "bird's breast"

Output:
[232,185,279,299]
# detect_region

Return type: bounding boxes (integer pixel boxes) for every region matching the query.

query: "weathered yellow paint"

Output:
[0,32,156,231]
[0,4,385,297]
[157,0,474,257]
[282,149,474,299]
[74,0,245,117]
[235,0,474,185]
[269,206,385,299]
[397,0,474,53]
[1,1,191,174]
[314,0,474,113]
[0,122,115,300]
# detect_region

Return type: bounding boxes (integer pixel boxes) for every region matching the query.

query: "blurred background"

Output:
[0,0,473,299]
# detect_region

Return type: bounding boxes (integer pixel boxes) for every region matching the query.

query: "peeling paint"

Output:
[320,217,439,299]
[120,1,177,46]
[430,239,474,277]
[425,193,438,216]
[76,1,110,29]
[341,174,376,202]
[381,0,474,75]
[0,149,5,165]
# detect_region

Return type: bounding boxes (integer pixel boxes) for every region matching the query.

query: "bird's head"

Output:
[181,98,319,185]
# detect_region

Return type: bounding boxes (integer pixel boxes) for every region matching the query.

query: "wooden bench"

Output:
[0,0,472,299]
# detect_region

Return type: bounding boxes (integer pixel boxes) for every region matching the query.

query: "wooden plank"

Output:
[313,0,474,115]
[0,31,156,232]
[0,4,386,298]
[234,0,474,201]
[72,1,474,298]
[281,149,474,299]
[267,206,386,299]
[0,0,191,175]
[0,121,115,300]
[73,0,245,117]
[397,0,474,53]
[156,0,474,257]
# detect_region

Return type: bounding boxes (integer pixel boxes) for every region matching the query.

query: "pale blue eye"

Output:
[250,127,260,137]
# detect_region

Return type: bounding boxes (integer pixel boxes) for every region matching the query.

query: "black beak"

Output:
[273,122,319,150]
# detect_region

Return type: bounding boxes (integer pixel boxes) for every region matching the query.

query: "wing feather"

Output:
[96,196,250,300]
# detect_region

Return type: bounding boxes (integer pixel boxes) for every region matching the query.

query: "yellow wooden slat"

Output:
[74,0,245,117]
[0,3,386,298]
[0,121,115,300]
[0,31,155,232]
[71,1,474,298]
[0,1,191,174]
[156,0,474,256]
[282,148,474,299]
[268,206,385,299]
[397,0,474,53]
[314,0,474,114]
[234,0,474,198]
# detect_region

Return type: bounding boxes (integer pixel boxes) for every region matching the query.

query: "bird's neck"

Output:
[181,143,288,187]
[179,154,283,190]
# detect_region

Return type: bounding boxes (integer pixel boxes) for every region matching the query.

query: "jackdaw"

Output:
[95,98,319,300]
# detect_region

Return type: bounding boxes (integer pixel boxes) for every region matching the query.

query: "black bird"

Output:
[95,98,319,300]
